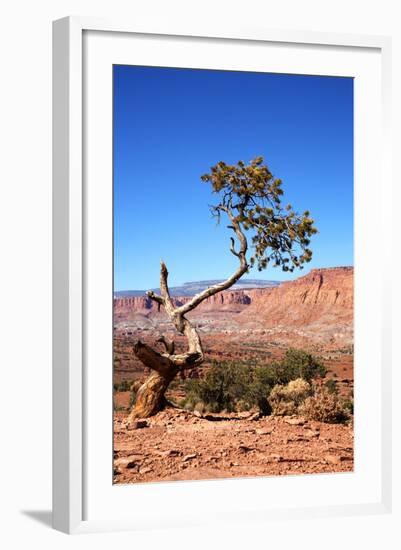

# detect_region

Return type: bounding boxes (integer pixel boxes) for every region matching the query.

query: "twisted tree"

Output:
[126,157,317,421]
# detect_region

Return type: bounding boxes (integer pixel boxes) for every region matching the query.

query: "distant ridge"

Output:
[114,267,353,346]
[114,279,279,298]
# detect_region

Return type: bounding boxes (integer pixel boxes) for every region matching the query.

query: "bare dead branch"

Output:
[170,351,202,368]
[174,352,203,370]
[157,335,175,355]
[159,260,176,316]
[146,290,164,305]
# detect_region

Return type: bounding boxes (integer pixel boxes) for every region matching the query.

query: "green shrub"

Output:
[183,361,252,413]
[271,349,327,383]
[244,366,273,414]
[325,378,339,395]
[243,349,325,414]
[182,349,326,414]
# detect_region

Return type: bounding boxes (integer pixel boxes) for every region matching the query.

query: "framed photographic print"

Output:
[52,17,392,534]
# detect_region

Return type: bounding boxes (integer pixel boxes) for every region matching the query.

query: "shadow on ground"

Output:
[21,510,52,528]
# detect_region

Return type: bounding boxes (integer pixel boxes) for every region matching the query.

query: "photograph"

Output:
[0,0,395,543]
[112,65,354,484]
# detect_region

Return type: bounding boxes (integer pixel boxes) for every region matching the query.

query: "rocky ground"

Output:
[113,409,353,484]
[113,268,354,484]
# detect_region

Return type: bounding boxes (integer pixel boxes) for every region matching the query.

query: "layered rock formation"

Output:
[243,266,353,327]
[114,267,353,342]
[114,289,251,319]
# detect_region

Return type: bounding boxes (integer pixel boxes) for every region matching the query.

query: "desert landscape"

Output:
[113,266,354,483]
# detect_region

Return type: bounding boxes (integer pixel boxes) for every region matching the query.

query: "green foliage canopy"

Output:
[201,156,318,272]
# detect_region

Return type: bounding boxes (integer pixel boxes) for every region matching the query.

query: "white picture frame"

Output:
[52,16,393,535]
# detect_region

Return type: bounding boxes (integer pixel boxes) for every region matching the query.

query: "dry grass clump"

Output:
[299,383,349,423]
[269,378,312,416]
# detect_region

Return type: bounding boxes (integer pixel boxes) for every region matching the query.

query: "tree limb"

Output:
[146,290,164,305]
[230,236,240,258]
[157,335,175,354]
[175,207,248,315]
[159,260,176,316]
[170,351,202,368]
[133,341,173,375]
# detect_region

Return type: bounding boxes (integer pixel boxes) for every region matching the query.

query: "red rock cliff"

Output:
[114,267,353,330]
[114,290,250,318]
[242,267,353,327]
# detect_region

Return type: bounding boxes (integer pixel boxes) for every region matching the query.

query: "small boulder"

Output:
[238,444,253,453]
[114,455,142,469]
[256,428,273,436]
[236,411,248,419]
[304,429,320,438]
[161,449,180,457]
[284,417,306,426]
[126,419,148,430]
[270,454,283,462]
[324,454,341,465]
[182,453,197,462]
[139,466,153,475]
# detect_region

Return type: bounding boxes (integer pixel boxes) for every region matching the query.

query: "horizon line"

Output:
[114,264,354,293]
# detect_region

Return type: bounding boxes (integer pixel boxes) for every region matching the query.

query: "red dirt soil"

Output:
[114,409,353,484]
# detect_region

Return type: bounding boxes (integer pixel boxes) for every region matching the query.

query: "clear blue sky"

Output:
[114,65,353,291]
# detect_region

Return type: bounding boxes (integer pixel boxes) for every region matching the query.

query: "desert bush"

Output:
[299,383,349,423]
[269,378,312,415]
[324,378,339,395]
[193,401,208,414]
[183,361,280,414]
[182,349,325,414]
[240,349,325,414]
[235,399,252,412]
[342,389,354,415]
[270,349,327,383]
[183,361,252,413]
[342,398,354,415]
[244,366,273,414]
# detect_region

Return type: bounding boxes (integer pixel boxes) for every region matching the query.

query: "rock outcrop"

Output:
[114,267,353,338]
[242,267,353,328]
[114,289,251,319]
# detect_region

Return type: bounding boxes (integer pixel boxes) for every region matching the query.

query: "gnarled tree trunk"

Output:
[126,209,248,423]
[129,370,178,418]
[125,302,204,423]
